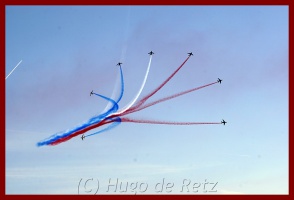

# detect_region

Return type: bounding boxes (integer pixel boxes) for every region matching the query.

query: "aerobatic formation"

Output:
[37,51,226,147]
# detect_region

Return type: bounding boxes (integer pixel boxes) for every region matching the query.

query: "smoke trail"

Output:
[121,117,221,125]
[103,8,130,112]
[114,55,153,115]
[37,93,119,147]
[48,117,120,146]
[37,60,125,146]
[124,81,218,115]
[85,117,121,138]
[103,65,124,112]
[6,60,22,80]
[103,70,120,112]
[116,66,124,104]
[36,51,225,147]
[88,92,119,124]
[127,56,191,113]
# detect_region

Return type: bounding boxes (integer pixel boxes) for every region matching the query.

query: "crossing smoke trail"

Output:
[85,117,121,138]
[83,55,152,139]
[37,92,119,146]
[37,53,152,146]
[37,52,224,147]
[37,66,124,146]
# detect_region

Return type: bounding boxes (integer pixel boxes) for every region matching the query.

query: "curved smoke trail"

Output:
[114,55,153,115]
[103,65,124,112]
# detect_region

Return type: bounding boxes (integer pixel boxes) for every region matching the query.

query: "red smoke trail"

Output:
[121,117,221,125]
[49,118,116,146]
[126,56,191,113]
[123,81,218,116]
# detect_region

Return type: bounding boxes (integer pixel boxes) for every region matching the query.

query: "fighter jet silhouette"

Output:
[221,119,227,125]
[81,134,85,140]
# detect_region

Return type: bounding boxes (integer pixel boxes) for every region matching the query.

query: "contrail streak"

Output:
[6,60,22,80]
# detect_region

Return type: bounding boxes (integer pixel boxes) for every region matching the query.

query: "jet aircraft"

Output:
[217,78,222,84]
[221,119,227,125]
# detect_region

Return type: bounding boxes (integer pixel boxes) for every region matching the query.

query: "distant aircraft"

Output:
[217,78,222,84]
[188,52,193,56]
[148,51,154,55]
[81,134,85,140]
[90,90,94,96]
[117,62,122,66]
[221,119,227,125]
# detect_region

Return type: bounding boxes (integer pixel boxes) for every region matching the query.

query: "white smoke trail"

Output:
[6,60,22,80]
[115,55,153,115]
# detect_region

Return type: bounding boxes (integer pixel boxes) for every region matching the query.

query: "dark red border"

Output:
[0,0,292,5]
[2,0,291,200]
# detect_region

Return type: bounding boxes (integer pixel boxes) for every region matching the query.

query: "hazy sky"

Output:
[6,6,288,194]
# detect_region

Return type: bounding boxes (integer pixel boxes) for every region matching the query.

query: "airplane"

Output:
[188,52,193,56]
[90,90,94,96]
[81,134,85,140]
[148,51,154,55]
[217,78,222,84]
[221,119,227,125]
[117,62,122,66]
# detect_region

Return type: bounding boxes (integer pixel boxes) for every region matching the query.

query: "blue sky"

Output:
[6,6,288,194]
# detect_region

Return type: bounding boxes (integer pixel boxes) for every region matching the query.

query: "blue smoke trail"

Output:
[85,117,122,138]
[36,66,125,146]
[116,66,124,104]
[93,66,124,122]
[87,92,119,124]
[36,93,119,147]
[85,65,124,137]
